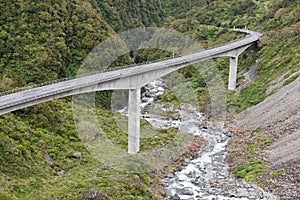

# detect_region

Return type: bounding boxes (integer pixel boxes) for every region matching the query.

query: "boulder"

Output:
[55,170,66,176]
[183,187,194,195]
[170,194,180,200]
[71,152,82,159]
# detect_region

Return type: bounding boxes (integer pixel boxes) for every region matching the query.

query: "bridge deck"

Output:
[0,30,261,114]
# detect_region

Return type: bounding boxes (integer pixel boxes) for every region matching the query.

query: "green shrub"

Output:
[233,158,267,182]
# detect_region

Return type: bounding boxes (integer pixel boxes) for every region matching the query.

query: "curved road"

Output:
[0,29,262,115]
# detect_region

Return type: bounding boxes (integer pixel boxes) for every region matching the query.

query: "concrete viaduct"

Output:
[0,29,262,154]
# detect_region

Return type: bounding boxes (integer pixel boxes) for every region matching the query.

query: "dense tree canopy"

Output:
[0,0,113,90]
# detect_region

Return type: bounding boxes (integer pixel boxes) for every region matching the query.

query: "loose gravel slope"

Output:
[228,76,300,199]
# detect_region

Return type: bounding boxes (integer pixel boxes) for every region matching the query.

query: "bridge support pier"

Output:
[228,56,238,90]
[128,88,141,154]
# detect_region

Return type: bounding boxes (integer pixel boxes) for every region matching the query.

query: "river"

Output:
[138,79,277,200]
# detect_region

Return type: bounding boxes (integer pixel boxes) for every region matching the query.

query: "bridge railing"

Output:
[179,34,253,57]
[0,31,259,97]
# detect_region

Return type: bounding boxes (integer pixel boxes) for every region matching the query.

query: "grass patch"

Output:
[257,135,272,146]
[246,144,257,154]
[270,169,287,179]
[233,158,267,182]
[251,127,261,136]
[283,75,299,86]
[0,161,159,200]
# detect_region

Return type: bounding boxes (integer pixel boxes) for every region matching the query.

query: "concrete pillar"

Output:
[128,88,141,154]
[228,56,238,90]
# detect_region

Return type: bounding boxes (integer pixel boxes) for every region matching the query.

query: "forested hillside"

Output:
[90,0,164,32]
[0,0,299,199]
[161,0,299,111]
[0,1,162,199]
[0,0,113,90]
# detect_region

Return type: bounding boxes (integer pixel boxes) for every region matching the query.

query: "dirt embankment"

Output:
[226,76,300,199]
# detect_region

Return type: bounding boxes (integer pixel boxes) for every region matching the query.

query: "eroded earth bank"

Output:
[226,77,300,199]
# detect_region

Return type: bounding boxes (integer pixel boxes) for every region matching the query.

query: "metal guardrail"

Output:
[0,29,260,97]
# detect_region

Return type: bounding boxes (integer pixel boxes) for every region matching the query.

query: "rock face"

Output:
[227,77,300,199]
[82,188,111,200]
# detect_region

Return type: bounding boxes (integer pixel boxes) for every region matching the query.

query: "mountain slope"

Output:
[227,76,300,199]
[0,0,114,89]
[90,0,164,32]
[0,1,163,199]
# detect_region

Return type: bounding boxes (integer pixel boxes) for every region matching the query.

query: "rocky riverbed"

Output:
[140,79,277,200]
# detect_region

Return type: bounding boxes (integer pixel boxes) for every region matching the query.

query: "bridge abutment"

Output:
[128,88,141,154]
[228,56,238,90]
